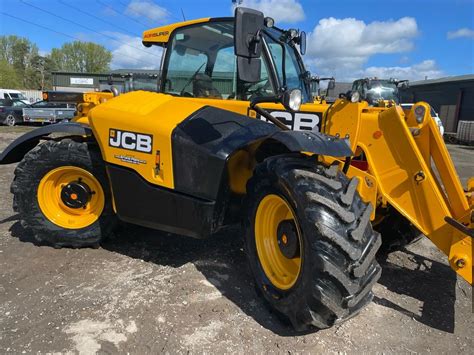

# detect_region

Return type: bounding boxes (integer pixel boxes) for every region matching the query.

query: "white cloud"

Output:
[447,28,474,39]
[232,0,305,24]
[126,0,170,23]
[361,60,444,82]
[304,16,420,80]
[107,32,163,69]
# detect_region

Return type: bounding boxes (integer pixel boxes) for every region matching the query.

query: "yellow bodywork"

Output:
[322,100,473,284]
[143,18,211,45]
[68,89,473,284]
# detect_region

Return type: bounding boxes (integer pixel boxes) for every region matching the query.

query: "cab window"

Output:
[163,21,275,100]
[264,30,309,102]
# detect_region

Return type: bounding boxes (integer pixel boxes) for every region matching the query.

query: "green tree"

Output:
[0,35,40,89]
[28,55,57,90]
[50,41,112,73]
[0,60,21,88]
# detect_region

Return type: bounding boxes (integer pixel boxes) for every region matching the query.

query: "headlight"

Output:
[414,105,425,124]
[351,91,360,103]
[287,89,302,111]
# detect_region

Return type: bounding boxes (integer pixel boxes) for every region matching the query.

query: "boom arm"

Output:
[324,99,473,284]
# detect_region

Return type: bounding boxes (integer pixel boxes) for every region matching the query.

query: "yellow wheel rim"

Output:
[37,166,105,229]
[255,194,302,290]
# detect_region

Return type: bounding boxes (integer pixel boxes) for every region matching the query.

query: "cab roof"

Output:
[142,17,233,46]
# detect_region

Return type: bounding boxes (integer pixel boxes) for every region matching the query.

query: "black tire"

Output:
[244,155,382,331]
[5,114,16,126]
[375,207,423,253]
[11,139,116,247]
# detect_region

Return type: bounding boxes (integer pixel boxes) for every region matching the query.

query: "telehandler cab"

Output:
[0,8,472,331]
[348,77,408,106]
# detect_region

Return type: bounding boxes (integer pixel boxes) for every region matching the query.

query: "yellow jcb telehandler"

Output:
[0,8,472,331]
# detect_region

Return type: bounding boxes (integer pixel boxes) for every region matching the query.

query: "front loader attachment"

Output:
[325,100,473,284]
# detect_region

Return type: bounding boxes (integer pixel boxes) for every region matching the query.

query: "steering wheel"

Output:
[180,63,206,97]
[246,79,271,99]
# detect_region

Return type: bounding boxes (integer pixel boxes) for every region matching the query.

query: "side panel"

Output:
[89,91,207,190]
[107,164,216,238]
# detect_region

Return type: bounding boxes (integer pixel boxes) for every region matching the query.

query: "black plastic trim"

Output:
[171,106,353,201]
[107,164,216,239]
[269,130,352,157]
[172,106,278,200]
[0,123,92,165]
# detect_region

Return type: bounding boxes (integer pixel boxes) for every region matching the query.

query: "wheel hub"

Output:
[254,194,302,290]
[277,220,300,259]
[60,178,93,209]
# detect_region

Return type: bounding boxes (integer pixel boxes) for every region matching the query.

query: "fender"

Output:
[0,123,92,165]
[171,106,352,200]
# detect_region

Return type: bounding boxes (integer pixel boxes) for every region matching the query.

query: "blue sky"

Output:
[1,0,473,81]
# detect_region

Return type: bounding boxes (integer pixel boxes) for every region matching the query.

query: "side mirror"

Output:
[235,7,264,82]
[299,31,306,55]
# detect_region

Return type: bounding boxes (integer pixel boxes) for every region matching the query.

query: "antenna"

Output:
[181,8,186,21]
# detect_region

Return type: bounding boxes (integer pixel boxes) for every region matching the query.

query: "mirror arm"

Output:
[248,30,262,56]
[250,96,289,131]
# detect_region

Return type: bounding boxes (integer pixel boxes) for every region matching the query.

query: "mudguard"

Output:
[171,106,352,200]
[0,123,92,165]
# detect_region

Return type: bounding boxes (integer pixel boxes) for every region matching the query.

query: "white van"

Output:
[0,89,30,105]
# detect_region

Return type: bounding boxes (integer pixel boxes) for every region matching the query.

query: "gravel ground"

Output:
[0,126,472,353]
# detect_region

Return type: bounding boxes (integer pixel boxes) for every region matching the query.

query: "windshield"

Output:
[10,93,27,100]
[364,81,399,104]
[264,28,310,103]
[162,21,310,103]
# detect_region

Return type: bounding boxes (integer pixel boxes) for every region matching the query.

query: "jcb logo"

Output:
[109,129,153,154]
[256,111,321,131]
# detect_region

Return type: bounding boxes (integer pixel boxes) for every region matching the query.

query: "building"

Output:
[401,75,474,133]
[52,69,160,93]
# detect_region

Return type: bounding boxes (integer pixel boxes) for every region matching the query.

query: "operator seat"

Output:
[193,74,222,99]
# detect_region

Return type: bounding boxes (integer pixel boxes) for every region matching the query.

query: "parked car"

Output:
[401,103,444,136]
[0,89,30,105]
[0,99,30,126]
